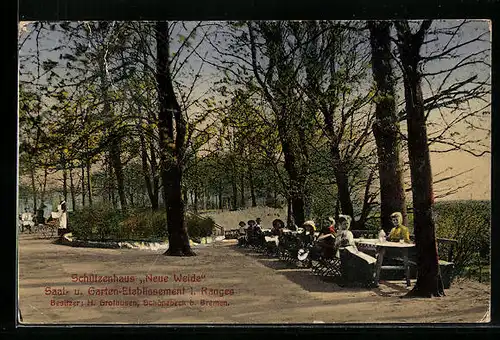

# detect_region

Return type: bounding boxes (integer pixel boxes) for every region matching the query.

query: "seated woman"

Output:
[387,212,410,243]
[238,221,247,235]
[302,220,316,234]
[334,215,357,257]
[327,217,336,235]
[246,220,258,245]
[271,219,285,236]
[237,221,247,246]
[316,223,336,259]
[300,220,317,245]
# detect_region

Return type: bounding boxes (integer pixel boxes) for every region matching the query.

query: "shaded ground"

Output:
[18,232,490,324]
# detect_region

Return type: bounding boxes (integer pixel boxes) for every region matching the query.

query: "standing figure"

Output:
[57,200,68,237]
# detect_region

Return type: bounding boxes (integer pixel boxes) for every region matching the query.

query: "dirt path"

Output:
[18,233,490,324]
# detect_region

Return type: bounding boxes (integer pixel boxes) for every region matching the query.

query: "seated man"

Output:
[387,212,410,243]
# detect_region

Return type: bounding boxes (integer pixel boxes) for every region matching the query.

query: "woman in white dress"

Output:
[334,214,357,257]
[57,200,68,236]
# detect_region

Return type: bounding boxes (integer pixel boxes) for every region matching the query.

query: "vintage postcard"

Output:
[17,19,491,324]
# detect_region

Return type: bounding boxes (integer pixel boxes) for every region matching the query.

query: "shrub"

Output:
[70,204,124,241]
[71,205,168,242]
[433,200,490,275]
[120,209,168,241]
[186,214,215,239]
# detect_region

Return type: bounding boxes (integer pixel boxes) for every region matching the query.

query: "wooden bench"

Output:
[394,237,458,289]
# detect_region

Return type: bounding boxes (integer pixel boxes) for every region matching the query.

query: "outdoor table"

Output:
[264,235,279,246]
[354,238,415,287]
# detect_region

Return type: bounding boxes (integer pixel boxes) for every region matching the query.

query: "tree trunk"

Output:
[368,21,408,233]
[110,139,127,210]
[287,196,293,227]
[62,166,68,204]
[396,20,443,298]
[231,167,238,210]
[358,168,376,229]
[150,133,160,210]
[156,20,194,257]
[248,164,257,207]
[99,46,126,210]
[129,189,134,206]
[330,145,354,220]
[218,182,223,210]
[69,167,76,211]
[139,130,157,210]
[30,165,37,213]
[81,163,86,207]
[86,158,93,206]
[194,189,199,213]
[240,173,245,208]
[40,167,48,207]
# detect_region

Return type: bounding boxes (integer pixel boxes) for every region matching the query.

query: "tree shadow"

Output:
[232,245,373,294]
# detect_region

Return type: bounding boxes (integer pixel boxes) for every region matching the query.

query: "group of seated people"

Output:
[236,211,411,256]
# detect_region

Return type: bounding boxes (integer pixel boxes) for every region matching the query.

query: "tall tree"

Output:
[368,21,408,233]
[394,20,444,297]
[156,21,195,256]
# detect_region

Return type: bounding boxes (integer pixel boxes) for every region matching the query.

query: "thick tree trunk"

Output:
[281,138,305,227]
[156,21,194,256]
[368,21,408,233]
[396,20,443,298]
[330,145,354,219]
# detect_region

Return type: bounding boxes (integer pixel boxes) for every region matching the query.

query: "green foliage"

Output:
[120,208,169,241]
[433,200,490,274]
[185,214,215,239]
[71,205,168,242]
[70,204,125,241]
[70,206,217,242]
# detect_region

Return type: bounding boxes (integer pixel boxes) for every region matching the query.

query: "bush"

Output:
[71,206,216,242]
[71,205,168,242]
[120,209,168,241]
[70,204,125,241]
[433,200,490,275]
[186,214,215,239]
